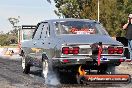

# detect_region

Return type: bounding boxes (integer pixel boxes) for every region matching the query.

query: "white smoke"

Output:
[42,60,60,86]
[45,71,60,86]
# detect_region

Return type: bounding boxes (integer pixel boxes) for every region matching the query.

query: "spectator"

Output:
[123,14,132,64]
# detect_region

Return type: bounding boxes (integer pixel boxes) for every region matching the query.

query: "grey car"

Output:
[20,18,125,82]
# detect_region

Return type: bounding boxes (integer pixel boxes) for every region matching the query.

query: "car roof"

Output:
[43,18,98,23]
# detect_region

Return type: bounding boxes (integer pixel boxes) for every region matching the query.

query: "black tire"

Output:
[42,60,60,84]
[97,65,108,74]
[97,69,107,74]
[23,64,30,74]
[56,66,79,84]
[76,75,85,84]
[21,56,30,74]
[106,65,115,74]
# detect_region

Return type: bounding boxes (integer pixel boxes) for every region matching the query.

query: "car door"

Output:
[27,22,49,61]
[33,22,50,60]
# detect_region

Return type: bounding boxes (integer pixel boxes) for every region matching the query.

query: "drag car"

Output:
[20,18,126,83]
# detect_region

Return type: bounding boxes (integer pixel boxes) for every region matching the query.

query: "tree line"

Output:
[0,0,131,46]
[0,29,17,46]
[53,0,132,37]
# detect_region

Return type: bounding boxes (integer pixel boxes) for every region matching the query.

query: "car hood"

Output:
[57,35,123,45]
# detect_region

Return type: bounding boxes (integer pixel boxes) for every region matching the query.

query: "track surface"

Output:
[0,57,132,88]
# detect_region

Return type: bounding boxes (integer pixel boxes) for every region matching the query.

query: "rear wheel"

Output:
[42,60,60,84]
[97,65,115,74]
[42,60,48,79]
[51,65,78,84]
[76,73,86,84]
[106,65,115,74]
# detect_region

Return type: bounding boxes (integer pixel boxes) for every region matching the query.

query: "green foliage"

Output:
[0,34,9,46]
[53,0,132,37]
[0,29,18,46]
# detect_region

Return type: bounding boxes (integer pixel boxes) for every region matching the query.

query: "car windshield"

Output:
[54,21,108,35]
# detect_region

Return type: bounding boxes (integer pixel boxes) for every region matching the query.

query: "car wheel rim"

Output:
[22,57,25,70]
[42,60,48,79]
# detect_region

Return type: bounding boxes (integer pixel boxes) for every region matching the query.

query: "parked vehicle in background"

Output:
[20,18,126,83]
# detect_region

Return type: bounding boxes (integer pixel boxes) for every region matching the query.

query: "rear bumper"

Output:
[52,56,126,67]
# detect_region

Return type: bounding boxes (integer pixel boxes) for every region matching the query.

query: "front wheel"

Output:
[21,56,30,74]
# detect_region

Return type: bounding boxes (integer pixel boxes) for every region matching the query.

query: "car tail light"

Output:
[73,47,79,54]
[119,59,124,62]
[62,47,79,54]
[63,59,69,63]
[108,47,123,54]
[117,47,123,54]
[62,47,69,54]
[108,47,115,54]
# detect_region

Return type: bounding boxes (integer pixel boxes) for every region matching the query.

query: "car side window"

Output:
[33,23,44,40]
[40,23,50,39]
[33,22,50,40]
[95,23,109,35]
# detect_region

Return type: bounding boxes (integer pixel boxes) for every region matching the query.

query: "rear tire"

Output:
[42,60,60,84]
[41,60,48,79]
[106,65,115,74]
[76,74,85,84]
